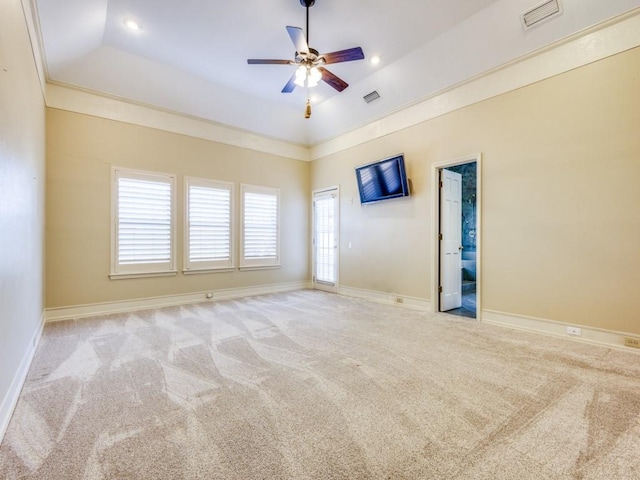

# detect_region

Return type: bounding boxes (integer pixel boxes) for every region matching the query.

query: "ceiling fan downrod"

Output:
[300,0,315,46]
[301,0,315,119]
[246,0,363,98]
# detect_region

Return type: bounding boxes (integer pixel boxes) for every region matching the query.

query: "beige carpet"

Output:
[1,290,639,479]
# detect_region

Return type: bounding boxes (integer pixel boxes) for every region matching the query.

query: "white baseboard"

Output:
[46,281,311,322]
[482,309,640,354]
[337,285,432,311]
[333,289,640,353]
[1,311,45,442]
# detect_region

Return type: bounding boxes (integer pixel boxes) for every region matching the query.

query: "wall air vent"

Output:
[521,0,562,30]
[363,91,380,103]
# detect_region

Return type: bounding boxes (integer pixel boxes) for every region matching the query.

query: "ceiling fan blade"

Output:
[322,47,365,64]
[281,72,297,93]
[247,59,291,65]
[319,67,348,92]
[286,26,309,54]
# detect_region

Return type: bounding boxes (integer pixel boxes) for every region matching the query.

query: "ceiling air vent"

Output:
[521,0,562,30]
[363,91,380,104]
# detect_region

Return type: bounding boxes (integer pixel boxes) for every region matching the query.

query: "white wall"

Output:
[312,46,640,337]
[45,109,309,309]
[0,0,46,437]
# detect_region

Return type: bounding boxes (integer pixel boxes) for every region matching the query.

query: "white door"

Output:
[440,169,462,311]
[313,188,338,292]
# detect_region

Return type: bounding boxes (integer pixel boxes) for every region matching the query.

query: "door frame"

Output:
[312,185,340,293]
[431,154,482,320]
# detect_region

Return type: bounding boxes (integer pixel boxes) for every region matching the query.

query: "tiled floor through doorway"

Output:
[445,290,476,319]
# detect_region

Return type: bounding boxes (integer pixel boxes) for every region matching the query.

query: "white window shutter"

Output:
[241,185,280,268]
[185,178,233,270]
[112,168,175,276]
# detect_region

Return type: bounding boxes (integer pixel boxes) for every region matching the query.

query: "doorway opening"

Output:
[433,155,481,320]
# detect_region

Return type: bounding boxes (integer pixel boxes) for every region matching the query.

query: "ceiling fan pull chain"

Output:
[305,98,312,119]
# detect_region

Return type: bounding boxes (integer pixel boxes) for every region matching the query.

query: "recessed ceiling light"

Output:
[123,19,140,31]
[370,56,381,65]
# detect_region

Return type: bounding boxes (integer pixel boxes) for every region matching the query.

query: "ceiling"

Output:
[34,0,640,146]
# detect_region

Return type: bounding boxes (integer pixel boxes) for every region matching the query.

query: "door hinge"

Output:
[438,286,443,293]
[312,275,316,282]
[439,181,443,188]
[438,233,443,241]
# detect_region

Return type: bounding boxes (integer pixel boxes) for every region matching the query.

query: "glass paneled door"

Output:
[313,188,339,292]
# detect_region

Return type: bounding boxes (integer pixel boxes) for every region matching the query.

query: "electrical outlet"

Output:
[624,337,640,349]
[566,326,581,336]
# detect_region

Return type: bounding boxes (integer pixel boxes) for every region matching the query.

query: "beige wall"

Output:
[0,0,46,420]
[312,47,640,336]
[46,109,309,308]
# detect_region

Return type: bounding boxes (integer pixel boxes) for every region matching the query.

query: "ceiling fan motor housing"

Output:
[295,48,324,66]
[247,0,363,95]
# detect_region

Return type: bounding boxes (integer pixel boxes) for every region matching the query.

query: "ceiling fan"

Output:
[247,0,365,97]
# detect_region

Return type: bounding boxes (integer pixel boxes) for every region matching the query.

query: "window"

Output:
[185,177,234,272]
[240,184,280,269]
[111,168,176,278]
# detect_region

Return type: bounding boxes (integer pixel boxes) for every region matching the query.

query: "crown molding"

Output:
[29,6,640,162]
[45,83,311,162]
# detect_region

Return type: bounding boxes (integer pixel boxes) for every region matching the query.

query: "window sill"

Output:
[239,264,281,271]
[183,267,235,275]
[109,270,178,280]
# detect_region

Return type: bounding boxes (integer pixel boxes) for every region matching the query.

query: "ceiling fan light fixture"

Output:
[308,67,321,87]
[294,66,307,87]
[294,65,321,88]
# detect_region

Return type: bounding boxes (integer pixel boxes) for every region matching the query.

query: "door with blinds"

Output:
[312,188,339,292]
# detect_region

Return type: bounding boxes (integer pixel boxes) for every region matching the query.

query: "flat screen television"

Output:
[355,154,410,204]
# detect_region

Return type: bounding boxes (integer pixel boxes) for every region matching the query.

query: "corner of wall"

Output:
[0,311,46,442]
